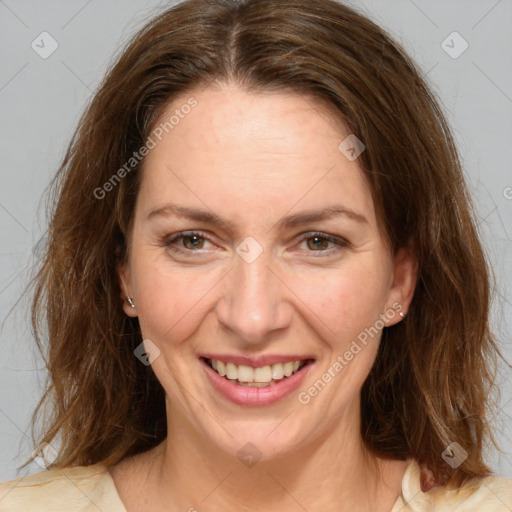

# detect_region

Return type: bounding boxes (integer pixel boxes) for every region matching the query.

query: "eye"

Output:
[163,231,213,254]
[298,232,348,254]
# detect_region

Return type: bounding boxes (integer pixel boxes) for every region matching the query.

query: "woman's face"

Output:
[120,83,416,460]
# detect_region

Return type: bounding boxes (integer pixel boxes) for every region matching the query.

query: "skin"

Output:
[112,82,418,512]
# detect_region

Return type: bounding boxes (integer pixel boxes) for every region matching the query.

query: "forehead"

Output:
[136,84,376,229]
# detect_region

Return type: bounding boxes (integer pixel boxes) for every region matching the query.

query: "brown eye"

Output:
[182,234,205,250]
[306,236,330,251]
[298,232,349,255]
[163,231,212,255]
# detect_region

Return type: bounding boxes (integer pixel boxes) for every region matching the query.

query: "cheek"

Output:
[288,260,390,343]
[132,252,222,345]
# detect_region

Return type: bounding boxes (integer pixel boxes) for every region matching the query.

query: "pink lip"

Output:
[200,358,314,406]
[199,353,315,367]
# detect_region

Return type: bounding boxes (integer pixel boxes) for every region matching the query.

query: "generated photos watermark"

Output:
[297,302,403,405]
[338,134,365,161]
[134,338,161,366]
[93,97,198,200]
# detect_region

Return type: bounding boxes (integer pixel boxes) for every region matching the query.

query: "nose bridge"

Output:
[216,246,290,343]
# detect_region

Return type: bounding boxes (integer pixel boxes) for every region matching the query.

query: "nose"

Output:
[215,249,293,346]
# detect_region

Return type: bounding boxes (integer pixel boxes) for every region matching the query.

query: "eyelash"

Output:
[162,230,348,257]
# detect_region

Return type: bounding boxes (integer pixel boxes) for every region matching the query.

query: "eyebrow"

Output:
[145,203,369,231]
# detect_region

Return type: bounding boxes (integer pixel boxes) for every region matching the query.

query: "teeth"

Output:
[254,365,272,383]
[226,362,237,380]
[208,358,307,384]
[283,362,294,377]
[271,363,284,380]
[237,364,254,382]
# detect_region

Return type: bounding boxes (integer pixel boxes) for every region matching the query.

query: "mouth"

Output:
[200,357,315,388]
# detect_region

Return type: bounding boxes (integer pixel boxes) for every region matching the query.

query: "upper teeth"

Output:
[210,359,304,383]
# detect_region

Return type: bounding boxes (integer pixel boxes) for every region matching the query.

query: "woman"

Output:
[1,0,510,510]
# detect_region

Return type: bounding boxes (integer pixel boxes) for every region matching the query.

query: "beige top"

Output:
[0,458,511,511]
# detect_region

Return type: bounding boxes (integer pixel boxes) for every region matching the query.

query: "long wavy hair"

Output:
[22,0,507,489]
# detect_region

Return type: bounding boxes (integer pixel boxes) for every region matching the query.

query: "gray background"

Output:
[1,0,511,483]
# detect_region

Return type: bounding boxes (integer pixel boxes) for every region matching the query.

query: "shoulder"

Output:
[397,459,512,511]
[0,463,126,511]
[433,474,512,511]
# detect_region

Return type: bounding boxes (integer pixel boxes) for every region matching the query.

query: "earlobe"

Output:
[384,247,418,327]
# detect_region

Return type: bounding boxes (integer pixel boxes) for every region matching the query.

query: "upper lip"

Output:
[200,353,315,367]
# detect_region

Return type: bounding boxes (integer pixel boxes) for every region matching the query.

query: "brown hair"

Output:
[23,0,507,489]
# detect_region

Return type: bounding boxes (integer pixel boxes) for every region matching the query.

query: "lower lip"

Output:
[201,358,314,406]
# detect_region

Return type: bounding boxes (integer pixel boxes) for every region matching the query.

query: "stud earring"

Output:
[121,276,136,309]
[399,312,405,318]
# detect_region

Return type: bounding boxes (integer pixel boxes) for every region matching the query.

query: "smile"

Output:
[200,356,315,406]
[205,358,309,387]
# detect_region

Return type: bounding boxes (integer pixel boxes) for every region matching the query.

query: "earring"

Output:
[121,276,136,309]
[399,312,405,318]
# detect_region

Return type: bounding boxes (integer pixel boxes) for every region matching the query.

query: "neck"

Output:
[149,398,408,512]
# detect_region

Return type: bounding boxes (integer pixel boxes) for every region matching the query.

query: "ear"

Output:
[118,263,138,317]
[383,246,417,327]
